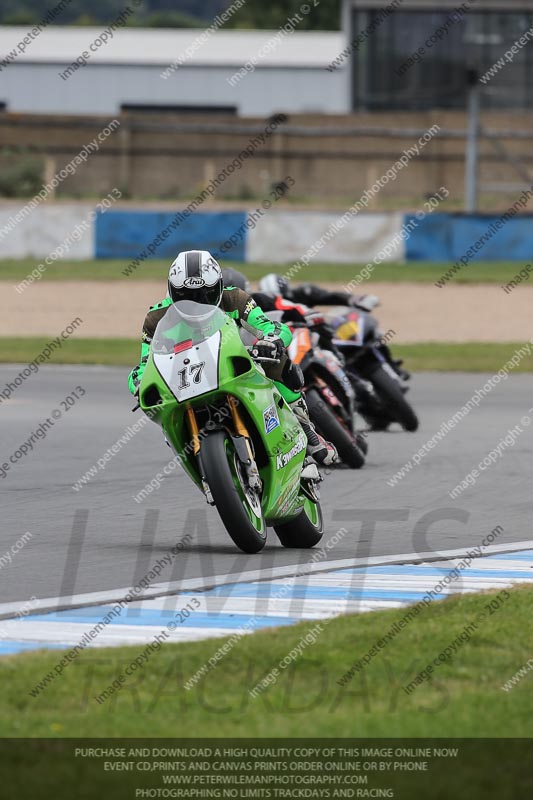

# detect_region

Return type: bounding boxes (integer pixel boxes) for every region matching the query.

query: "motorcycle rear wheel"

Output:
[274,497,324,548]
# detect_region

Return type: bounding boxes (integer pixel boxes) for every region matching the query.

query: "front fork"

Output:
[186,398,262,505]
[310,374,355,432]
[227,396,261,491]
[185,405,214,505]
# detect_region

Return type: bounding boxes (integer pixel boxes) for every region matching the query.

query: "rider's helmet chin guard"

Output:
[258,273,291,299]
[168,250,223,307]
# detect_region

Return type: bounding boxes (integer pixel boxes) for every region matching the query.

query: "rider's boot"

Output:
[289,396,337,466]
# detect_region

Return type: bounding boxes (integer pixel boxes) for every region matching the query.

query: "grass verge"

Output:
[0,337,138,366]
[1,585,531,737]
[0,259,528,284]
[0,339,531,373]
[395,342,533,373]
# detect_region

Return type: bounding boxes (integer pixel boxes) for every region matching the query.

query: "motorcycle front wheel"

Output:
[202,431,267,553]
[306,388,365,469]
[369,366,419,432]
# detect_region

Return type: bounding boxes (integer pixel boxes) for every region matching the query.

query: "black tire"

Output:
[201,431,267,554]
[369,366,419,432]
[349,374,394,431]
[274,502,324,548]
[306,388,365,469]
[355,432,369,455]
[362,415,392,432]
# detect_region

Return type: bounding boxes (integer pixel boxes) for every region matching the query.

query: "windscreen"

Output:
[152,300,226,354]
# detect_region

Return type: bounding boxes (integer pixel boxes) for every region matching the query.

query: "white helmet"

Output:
[259,273,291,299]
[168,250,223,307]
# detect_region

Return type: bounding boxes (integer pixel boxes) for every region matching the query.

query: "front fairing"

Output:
[149,300,225,402]
[329,308,381,346]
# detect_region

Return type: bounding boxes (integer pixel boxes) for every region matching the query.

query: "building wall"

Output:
[2,110,533,204]
[0,63,349,117]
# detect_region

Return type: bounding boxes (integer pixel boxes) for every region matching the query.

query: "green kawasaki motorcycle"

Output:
[138,300,324,553]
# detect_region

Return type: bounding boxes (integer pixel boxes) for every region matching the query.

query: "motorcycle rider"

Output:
[258,273,380,313]
[223,267,369,456]
[223,267,338,352]
[256,272,408,380]
[129,251,337,466]
[223,269,379,331]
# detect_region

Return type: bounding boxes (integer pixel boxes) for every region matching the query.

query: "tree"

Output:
[222,0,341,30]
[0,0,341,29]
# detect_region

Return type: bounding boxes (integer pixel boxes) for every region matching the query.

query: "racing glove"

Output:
[252,333,285,360]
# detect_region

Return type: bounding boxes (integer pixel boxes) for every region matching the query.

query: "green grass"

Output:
[1,586,531,738]
[1,338,531,373]
[0,337,138,366]
[395,342,533,373]
[0,258,528,284]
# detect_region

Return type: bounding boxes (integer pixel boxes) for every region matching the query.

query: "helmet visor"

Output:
[169,281,223,307]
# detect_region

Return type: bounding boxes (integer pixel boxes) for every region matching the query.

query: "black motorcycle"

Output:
[330,309,419,432]
[284,312,367,468]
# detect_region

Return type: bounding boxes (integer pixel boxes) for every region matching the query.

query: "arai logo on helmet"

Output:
[184,277,206,288]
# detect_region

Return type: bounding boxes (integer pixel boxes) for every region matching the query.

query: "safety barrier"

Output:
[1,205,532,263]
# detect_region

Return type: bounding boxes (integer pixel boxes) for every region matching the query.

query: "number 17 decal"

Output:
[177,361,206,390]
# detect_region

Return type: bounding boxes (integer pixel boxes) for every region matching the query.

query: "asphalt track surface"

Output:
[0,365,531,606]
